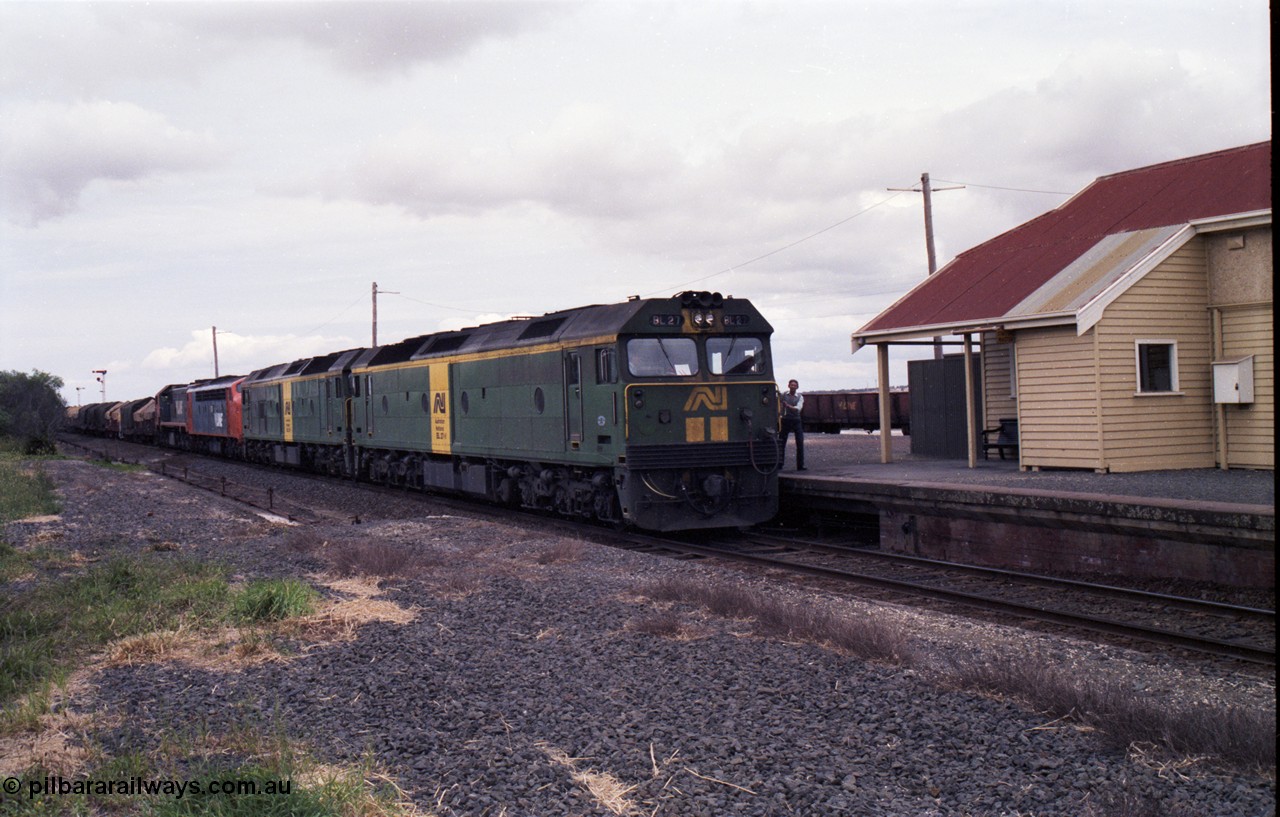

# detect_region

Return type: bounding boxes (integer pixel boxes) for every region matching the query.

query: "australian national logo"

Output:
[683,386,729,443]
[683,386,727,412]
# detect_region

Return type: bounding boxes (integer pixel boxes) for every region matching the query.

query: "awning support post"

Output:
[964,332,977,468]
[877,343,893,463]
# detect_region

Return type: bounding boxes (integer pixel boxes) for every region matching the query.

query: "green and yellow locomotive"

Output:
[241,292,781,530]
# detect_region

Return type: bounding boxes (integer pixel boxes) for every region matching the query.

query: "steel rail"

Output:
[639,535,1276,665]
[744,532,1276,621]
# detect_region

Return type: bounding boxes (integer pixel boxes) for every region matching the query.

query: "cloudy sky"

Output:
[0,1,1270,405]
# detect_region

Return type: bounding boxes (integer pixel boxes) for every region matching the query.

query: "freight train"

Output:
[801,390,910,435]
[69,292,783,531]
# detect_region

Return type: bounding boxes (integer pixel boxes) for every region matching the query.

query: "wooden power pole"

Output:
[889,172,963,358]
[372,281,399,347]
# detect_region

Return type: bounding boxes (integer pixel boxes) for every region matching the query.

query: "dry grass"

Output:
[935,651,1277,771]
[316,576,417,625]
[328,541,417,578]
[283,527,326,555]
[95,576,416,671]
[641,576,915,663]
[103,627,191,665]
[640,576,1275,773]
[428,569,485,598]
[0,676,99,778]
[624,609,709,641]
[539,742,638,816]
[533,538,588,565]
[1079,773,1201,817]
[280,576,418,646]
[284,526,444,581]
[103,625,286,671]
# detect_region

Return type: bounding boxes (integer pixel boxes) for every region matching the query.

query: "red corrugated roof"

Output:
[858,141,1272,334]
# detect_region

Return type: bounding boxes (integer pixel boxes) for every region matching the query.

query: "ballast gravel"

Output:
[4,457,1276,817]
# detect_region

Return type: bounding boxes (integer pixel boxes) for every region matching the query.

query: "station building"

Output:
[853,141,1272,473]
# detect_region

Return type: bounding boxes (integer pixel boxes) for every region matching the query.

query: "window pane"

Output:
[1139,343,1173,392]
[707,337,764,374]
[626,338,699,377]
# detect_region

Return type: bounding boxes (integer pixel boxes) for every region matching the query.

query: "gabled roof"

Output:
[854,141,1272,345]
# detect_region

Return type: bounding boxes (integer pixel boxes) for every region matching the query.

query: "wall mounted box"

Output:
[1212,355,1255,404]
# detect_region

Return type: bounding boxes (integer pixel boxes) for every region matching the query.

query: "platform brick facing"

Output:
[881,509,1275,588]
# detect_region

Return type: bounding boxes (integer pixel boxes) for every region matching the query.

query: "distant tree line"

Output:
[0,370,66,454]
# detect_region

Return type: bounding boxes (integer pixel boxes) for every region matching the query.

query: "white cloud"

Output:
[142,330,357,376]
[0,100,220,225]
[114,2,576,76]
[0,2,1269,401]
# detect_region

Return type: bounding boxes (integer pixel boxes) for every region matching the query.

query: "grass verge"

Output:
[1,558,231,721]
[1,563,324,733]
[7,712,417,817]
[0,459,59,524]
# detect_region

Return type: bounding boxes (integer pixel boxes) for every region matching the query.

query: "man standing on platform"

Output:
[780,379,806,471]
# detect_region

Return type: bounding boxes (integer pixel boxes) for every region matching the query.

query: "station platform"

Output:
[777,434,1275,588]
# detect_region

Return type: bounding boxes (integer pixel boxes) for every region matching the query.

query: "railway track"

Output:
[61,434,1276,665]
[620,529,1276,666]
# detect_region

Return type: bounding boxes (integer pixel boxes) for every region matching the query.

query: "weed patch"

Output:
[328,541,413,578]
[641,576,914,663]
[232,579,318,623]
[534,539,587,565]
[625,609,707,641]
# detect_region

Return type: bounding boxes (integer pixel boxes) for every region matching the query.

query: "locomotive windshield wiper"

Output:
[656,338,678,375]
[720,336,739,374]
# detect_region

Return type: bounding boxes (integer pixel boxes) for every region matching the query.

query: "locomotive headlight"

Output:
[693,312,705,327]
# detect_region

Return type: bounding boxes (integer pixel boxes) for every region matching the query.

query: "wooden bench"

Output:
[982,418,1019,460]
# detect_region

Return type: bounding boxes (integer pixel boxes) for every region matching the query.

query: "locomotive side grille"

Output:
[626,441,781,470]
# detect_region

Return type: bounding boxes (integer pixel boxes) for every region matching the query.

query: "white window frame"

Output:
[1134,339,1180,395]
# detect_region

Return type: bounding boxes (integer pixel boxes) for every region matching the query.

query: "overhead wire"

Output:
[931,178,1070,196]
[392,292,495,314]
[641,189,909,297]
[311,175,1067,333]
[297,290,367,338]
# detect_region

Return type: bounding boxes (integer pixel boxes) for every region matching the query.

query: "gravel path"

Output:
[4,457,1275,816]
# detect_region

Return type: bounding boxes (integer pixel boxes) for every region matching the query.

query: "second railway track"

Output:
[630,529,1275,665]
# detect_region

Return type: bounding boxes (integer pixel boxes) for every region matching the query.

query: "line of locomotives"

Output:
[69,292,785,531]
